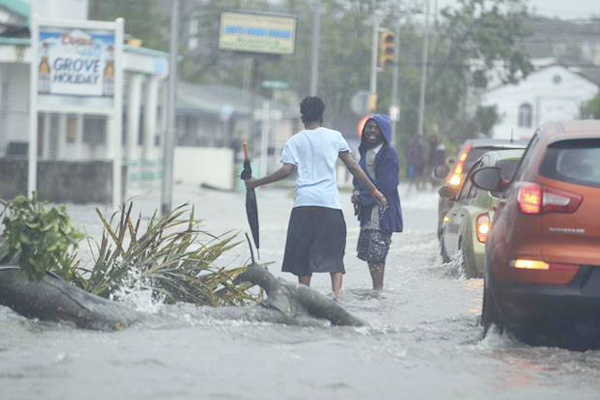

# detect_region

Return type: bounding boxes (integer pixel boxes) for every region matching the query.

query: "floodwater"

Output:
[2,184,600,400]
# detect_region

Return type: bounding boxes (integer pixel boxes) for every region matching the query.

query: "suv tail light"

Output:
[511,258,580,272]
[475,213,491,243]
[518,183,582,215]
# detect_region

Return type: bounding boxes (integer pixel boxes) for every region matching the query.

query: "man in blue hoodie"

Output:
[352,114,403,290]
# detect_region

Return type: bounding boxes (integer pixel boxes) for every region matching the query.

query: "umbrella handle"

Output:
[243,142,249,162]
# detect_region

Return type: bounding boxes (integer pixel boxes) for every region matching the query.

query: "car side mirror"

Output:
[471,167,504,192]
[438,184,457,199]
[433,164,450,179]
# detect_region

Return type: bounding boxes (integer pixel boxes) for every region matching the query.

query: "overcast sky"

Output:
[435,0,600,19]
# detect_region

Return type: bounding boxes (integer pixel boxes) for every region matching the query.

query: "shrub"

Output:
[0,194,83,281]
[74,202,258,307]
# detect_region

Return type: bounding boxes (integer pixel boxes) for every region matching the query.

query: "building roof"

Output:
[177,82,299,119]
[0,0,30,36]
[484,62,599,95]
[0,0,30,21]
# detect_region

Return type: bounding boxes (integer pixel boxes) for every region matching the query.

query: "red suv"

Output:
[471,121,600,336]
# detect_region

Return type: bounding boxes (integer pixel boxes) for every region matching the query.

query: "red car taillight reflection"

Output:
[447,144,472,188]
[518,183,582,215]
[476,213,491,243]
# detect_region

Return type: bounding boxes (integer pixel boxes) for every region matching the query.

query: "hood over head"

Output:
[360,114,392,150]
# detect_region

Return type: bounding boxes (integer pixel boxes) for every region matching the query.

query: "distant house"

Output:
[482,61,599,140]
[171,82,301,190]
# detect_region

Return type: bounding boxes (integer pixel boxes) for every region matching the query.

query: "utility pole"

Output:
[417,0,431,136]
[390,18,401,147]
[161,0,179,215]
[369,20,379,112]
[310,0,321,96]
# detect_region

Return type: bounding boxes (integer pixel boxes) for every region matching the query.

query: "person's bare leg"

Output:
[331,272,343,299]
[368,262,385,290]
[299,275,311,286]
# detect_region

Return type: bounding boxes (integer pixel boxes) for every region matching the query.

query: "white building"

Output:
[482,61,599,140]
[0,0,301,199]
[0,0,169,202]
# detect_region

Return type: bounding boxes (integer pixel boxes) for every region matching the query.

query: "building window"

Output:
[83,115,107,144]
[518,103,532,128]
[553,74,562,84]
[66,115,77,143]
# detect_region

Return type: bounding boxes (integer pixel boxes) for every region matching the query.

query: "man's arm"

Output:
[244,163,296,189]
[339,152,388,208]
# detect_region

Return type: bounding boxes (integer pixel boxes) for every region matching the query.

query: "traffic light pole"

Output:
[369,21,379,111]
[417,0,431,136]
[390,21,400,148]
[310,0,321,96]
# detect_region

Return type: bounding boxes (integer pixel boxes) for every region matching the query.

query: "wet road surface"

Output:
[1,184,600,399]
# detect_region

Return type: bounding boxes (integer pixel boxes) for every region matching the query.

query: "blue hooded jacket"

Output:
[353,114,403,233]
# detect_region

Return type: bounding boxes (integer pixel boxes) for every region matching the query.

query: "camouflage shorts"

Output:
[357,229,392,264]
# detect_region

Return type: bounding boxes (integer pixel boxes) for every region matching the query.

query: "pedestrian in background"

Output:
[352,114,403,290]
[244,96,387,299]
[428,134,447,190]
[406,133,427,193]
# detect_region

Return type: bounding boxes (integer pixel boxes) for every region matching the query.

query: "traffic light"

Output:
[378,30,395,69]
[367,92,377,112]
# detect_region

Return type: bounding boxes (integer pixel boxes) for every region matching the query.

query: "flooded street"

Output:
[2,184,600,400]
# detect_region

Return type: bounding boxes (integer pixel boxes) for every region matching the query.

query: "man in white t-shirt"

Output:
[244,96,387,298]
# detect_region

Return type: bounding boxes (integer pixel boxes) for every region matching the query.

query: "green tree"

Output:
[582,92,600,119]
[94,0,532,150]
[411,0,532,144]
[90,0,168,51]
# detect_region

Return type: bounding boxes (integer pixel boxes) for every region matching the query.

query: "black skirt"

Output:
[282,206,346,276]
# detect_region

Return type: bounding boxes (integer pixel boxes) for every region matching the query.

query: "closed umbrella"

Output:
[240,142,260,258]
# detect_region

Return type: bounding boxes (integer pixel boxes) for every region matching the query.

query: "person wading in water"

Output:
[244,96,387,299]
[352,114,403,290]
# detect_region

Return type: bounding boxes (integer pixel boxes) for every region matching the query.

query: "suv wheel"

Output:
[481,277,503,336]
[440,238,450,263]
[461,234,479,278]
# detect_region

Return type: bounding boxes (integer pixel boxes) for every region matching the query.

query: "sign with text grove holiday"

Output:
[38,28,115,97]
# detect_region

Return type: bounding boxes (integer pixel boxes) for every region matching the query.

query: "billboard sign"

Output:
[38,28,115,97]
[29,17,124,209]
[219,11,296,55]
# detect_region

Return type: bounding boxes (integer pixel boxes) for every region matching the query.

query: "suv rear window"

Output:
[465,146,522,169]
[540,139,600,187]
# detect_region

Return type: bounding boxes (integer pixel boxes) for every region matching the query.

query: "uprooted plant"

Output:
[0,195,258,307]
[74,202,259,307]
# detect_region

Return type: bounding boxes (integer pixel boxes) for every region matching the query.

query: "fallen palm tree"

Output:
[233,260,366,327]
[0,261,366,330]
[0,196,366,330]
[0,266,140,330]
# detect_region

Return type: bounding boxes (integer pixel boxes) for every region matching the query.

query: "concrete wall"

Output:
[0,158,125,204]
[173,147,235,191]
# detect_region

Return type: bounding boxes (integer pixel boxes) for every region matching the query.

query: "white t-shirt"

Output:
[281,127,351,209]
